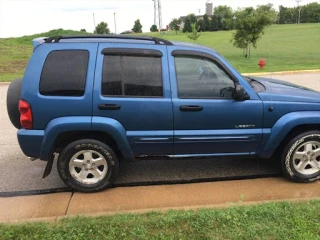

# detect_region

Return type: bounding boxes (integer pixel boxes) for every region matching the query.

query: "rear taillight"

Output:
[19,100,33,129]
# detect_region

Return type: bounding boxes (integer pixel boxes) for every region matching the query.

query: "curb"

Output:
[0,82,10,85]
[2,178,320,224]
[3,197,320,225]
[244,69,320,76]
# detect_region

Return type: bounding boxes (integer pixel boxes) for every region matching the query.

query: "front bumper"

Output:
[17,129,44,159]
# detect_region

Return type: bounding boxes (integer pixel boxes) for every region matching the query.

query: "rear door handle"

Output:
[98,104,121,110]
[180,105,203,112]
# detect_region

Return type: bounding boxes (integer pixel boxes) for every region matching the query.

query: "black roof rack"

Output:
[44,35,173,46]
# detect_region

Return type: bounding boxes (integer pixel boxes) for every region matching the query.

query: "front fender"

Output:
[260,111,320,158]
[92,116,134,160]
[40,117,91,160]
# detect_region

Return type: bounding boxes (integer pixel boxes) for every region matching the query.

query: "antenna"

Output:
[153,0,163,30]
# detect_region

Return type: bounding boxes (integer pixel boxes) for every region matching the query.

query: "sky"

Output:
[0,0,318,38]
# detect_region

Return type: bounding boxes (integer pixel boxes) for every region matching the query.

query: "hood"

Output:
[250,76,320,103]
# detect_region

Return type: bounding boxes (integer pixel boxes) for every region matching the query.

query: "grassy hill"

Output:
[0,24,320,82]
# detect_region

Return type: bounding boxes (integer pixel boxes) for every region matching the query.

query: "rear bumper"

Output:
[17,129,44,159]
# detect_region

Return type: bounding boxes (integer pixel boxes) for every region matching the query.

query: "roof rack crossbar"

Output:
[44,35,173,46]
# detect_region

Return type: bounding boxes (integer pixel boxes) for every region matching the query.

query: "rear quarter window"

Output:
[39,50,89,96]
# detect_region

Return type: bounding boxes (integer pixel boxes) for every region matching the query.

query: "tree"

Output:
[197,19,205,32]
[182,14,197,33]
[150,24,158,32]
[132,19,143,33]
[187,23,201,41]
[299,2,320,23]
[94,22,110,34]
[80,29,86,32]
[202,14,210,31]
[210,15,220,31]
[256,4,278,24]
[279,2,320,24]
[214,5,234,30]
[232,7,272,58]
[169,18,182,34]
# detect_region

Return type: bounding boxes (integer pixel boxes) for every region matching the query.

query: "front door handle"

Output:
[180,105,203,112]
[98,104,121,110]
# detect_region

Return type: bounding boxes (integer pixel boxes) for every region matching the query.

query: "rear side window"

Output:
[102,55,163,97]
[40,50,89,96]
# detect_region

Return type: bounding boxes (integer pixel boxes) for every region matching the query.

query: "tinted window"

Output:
[102,55,163,97]
[40,50,89,96]
[175,57,235,99]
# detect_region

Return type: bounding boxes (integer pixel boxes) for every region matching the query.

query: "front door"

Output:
[168,48,263,156]
[93,43,173,157]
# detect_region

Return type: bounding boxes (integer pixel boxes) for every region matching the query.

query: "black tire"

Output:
[6,78,23,129]
[281,131,320,183]
[57,139,119,192]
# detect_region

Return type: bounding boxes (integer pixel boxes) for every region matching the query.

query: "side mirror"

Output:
[234,84,249,101]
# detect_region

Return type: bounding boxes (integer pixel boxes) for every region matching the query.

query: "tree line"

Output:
[169,2,320,34]
[279,2,320,24]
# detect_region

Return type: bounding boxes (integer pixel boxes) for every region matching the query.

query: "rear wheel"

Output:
[6,78,23,129]
[281,131,320,183]
[57,139,119,192]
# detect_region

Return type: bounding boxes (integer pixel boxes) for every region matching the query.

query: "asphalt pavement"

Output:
[0,72,319,195]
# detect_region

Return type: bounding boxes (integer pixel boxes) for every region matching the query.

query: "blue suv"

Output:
[6,35,320,192]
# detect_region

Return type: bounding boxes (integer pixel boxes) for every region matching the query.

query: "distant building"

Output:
[179,0,214,30]
[206,0,213,16]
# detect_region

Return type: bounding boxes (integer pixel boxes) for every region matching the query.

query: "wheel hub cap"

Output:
[292,141,320,175]
[69,150,108,185]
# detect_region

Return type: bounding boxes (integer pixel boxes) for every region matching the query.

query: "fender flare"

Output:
[40,117,92,160]
[41,116,134,178]
[259,111,320,158]
[91,116,134,160]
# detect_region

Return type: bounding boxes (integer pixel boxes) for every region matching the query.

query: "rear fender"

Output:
[40,117,92,160]
[92,116,134,160]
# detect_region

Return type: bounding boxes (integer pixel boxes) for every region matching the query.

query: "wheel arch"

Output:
[53,130,123,160]
[273,124,320,158]
[259,111,320,158]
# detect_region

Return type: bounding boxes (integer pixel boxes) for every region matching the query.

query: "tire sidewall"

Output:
[58,140,119,192]
[283,132,320,182]
[6,78,23,129]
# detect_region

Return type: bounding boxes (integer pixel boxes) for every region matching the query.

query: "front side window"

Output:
[40,50,89,96]
[102,55,163,97]
[175,56,235,99]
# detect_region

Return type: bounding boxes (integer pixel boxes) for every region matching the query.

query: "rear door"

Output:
[93,43,173,157]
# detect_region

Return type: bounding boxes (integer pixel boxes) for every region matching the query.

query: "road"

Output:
[0,72,319,195]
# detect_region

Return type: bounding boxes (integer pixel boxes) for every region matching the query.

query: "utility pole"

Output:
[296,0,302,24]
[198,9,201,16]
[158,0,162,30]
[93,13,96,31]
[153,0,163,31]
[114,12,117,34]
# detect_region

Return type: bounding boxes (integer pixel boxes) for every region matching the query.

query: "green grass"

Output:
[0,24,320,82]
[1,200,320,240]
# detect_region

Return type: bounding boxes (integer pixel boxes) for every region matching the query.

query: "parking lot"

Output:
[0,72,319,196]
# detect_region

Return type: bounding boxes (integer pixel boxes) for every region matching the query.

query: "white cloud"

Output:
[0,0,317,38]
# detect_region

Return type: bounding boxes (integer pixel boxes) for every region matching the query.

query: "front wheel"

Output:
[281,131,320,183]
[57,139,119,192]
